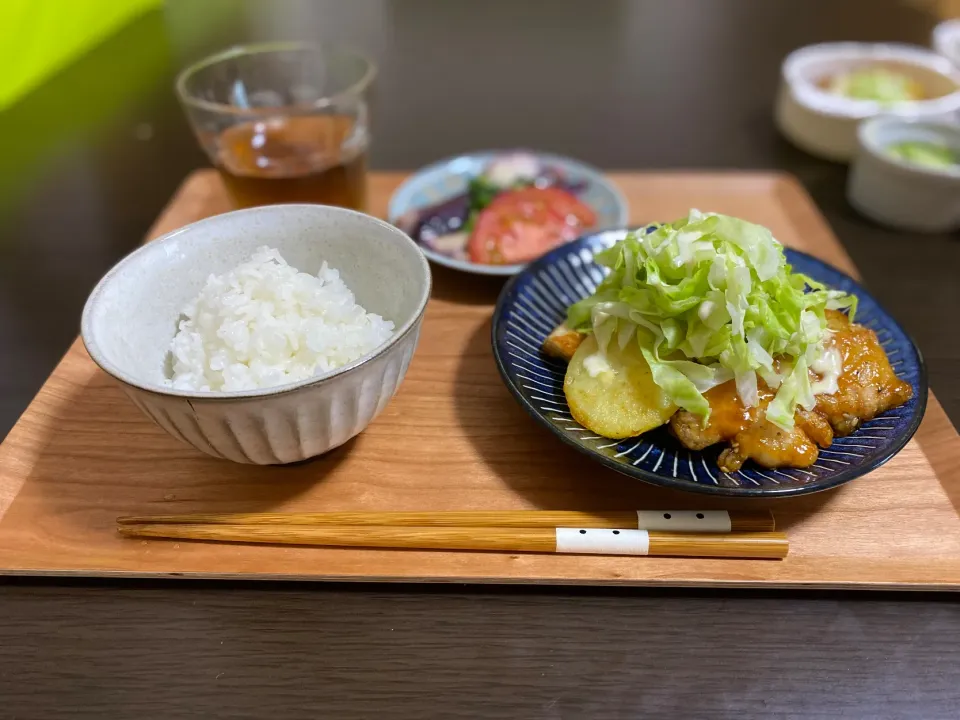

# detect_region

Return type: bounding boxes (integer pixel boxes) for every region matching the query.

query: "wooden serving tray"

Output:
[1,169,959,589]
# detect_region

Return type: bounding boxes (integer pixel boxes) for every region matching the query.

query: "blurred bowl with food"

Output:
[848,116,960,232]
[776,42,960,161]
[389,151,628,276]
[933,19,960,69]
[82,204,430,465]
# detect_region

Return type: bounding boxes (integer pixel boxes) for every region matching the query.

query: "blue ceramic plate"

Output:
[492,228,928,497]
[388,150,628,276]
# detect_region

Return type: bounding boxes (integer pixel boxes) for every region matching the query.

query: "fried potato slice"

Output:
[564,335,677,439]
[542,323,584,362]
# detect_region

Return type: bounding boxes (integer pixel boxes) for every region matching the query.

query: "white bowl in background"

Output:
[776,42,960,161]
[81,204,432,464]
[848,116,960,233]
[933,19,960,68]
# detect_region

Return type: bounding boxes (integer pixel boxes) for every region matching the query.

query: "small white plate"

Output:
[933,19,960,68]
[388,150,629,276]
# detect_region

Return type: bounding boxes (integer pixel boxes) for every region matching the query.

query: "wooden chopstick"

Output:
[117,510,775,533]
[117,523,788,560]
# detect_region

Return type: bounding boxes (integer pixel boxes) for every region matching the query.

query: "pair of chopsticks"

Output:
[117,510,787,560]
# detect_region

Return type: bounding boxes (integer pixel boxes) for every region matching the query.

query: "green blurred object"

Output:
[0,1,237,220]
[886,140,960,169]
[0,0,162,111]
[824,67,925,104]
[0,5,176,225]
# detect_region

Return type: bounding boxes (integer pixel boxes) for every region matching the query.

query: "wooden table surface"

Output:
[1,1,959,717]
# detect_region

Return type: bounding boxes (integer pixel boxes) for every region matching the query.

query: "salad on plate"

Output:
[394,152,600,267]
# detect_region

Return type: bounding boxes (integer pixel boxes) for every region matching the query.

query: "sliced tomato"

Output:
[467,187,597,265]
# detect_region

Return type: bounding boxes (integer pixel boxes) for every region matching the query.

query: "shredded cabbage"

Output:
[566,210,858,430]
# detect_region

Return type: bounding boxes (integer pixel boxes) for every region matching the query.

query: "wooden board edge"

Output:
[144,170,226,241]
[0,343,90,523]
[915,395,960,517]
[3,567,960,592]
[1,171,219,523]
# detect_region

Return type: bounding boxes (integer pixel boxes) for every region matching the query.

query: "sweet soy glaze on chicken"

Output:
[548,211,915,472]
[543,310,913,472]
[545,310,912,471]
[671,310,911,471]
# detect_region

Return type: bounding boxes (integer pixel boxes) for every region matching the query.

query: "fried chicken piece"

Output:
[670,382,819,472]
[669,311,913,471]
[814,310,913,437]
[670,411,724,451]
[795,407,834,448]
[717,416,819,472]
[542,323,585,362]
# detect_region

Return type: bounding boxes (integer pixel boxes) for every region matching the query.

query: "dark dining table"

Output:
[1,1,959,717]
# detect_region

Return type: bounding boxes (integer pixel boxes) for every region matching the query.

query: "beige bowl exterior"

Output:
[121,324,421,464]
[81,204,431,464]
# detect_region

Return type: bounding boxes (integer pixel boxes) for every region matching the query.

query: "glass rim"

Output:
[175,41,376,116]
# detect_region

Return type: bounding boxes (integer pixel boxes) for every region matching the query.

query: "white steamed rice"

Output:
[167,246,394,392]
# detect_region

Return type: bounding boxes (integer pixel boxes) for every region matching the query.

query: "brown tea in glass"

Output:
[216,115,367,209]
[176,42,375,211]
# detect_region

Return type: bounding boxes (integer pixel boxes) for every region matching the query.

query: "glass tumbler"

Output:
[176,42,375,210]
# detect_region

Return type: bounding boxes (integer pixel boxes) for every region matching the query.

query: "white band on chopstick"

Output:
[555,528,650,555]
[636,510,731,532]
